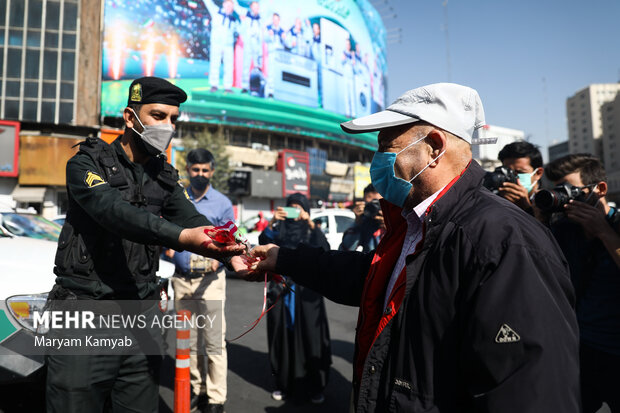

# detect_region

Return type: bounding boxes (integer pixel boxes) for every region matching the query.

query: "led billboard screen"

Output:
[101,0,387,149]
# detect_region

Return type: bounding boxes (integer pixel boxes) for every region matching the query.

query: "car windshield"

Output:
[0,213,61,241]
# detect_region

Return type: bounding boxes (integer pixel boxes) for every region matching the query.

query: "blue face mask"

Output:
[517,169,539,194]
[370,135,446,207]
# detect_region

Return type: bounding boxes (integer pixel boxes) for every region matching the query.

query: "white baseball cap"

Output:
[341,83,486,144]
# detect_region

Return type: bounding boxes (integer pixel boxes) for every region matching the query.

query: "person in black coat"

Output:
[258,193,332,404]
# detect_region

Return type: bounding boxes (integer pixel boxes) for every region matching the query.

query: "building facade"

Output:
[566,83,620,202]
[548,140,569,162]
[566,83,620,159]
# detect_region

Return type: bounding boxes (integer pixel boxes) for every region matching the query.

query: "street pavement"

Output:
[158,275,359,413]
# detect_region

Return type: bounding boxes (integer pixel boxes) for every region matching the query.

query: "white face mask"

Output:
[130,108,175,156]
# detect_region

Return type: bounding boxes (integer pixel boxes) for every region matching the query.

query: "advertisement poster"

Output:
[101,0,387,147]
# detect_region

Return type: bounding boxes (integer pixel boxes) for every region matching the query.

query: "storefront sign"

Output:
[277,150,310,197]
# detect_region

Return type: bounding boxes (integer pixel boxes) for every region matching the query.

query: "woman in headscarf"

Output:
[258,193,332,404]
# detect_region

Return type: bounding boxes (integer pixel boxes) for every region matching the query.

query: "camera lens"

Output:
[534,189,570,212]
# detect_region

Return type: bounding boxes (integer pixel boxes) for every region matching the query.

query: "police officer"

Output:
[46,76,245,413]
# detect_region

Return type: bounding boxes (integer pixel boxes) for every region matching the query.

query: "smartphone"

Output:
[281,207,300,219]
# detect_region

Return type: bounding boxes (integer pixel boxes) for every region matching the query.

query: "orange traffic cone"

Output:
[174,310,191,413]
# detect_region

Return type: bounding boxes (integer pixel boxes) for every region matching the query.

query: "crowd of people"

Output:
[44,75,619,413]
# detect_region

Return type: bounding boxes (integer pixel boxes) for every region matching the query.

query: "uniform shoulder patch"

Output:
[130,83,142,102]
[183,188,191,200]
[495,324,521,343]
[84,171,107,188]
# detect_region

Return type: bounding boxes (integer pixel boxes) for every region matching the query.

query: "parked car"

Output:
[0,224,175,384]
[310,208,355,250]
[239,213,273,247]
[52,215,66,226]
[0,212,61,242]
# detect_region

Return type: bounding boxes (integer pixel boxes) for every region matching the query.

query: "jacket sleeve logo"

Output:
[84,171,107,188]
[495,324,521,343]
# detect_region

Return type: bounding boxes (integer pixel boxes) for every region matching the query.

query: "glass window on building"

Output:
[1,0,79,123]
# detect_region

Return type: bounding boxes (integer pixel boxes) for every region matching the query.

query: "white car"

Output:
[0,224,175,383]
[310,208,356,250]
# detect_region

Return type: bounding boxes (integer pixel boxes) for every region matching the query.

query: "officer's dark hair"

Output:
[545,153,607,185]
[187,148,215,169]
[363,183,377,196]
[498,141,543,169]
[273,12,280,18]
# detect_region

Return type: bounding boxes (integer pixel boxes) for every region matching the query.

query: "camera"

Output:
[534,183,589,213]
[362,199,381,220]
[483,167,519,193]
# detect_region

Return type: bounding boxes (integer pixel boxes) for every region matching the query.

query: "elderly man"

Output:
[251,83,580,412]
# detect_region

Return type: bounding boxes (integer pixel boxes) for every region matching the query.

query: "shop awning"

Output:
[11,185,46,203]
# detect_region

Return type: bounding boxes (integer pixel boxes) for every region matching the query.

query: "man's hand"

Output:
[566,200,620,269]
[565,200,610,239]
[352,201,365,218]
[210,258,220,272]
[499,181,532,211]
[352,201,365,224]
[375,210,386,230]
[251,244,280,273]
[178,226,245,260]
[164,249,175,259]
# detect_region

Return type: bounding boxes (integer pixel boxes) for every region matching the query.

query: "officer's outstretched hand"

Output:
[178,226,246,259]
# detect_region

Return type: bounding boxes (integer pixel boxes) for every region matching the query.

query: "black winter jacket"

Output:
[275,161,580,413]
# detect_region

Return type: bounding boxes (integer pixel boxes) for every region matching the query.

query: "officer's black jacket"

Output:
[275,161,580,412]
[55,137,209,298]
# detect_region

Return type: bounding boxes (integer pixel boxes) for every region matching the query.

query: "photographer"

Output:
[494,141,544,216]
[544,154,620,413]
[339,184,385,252]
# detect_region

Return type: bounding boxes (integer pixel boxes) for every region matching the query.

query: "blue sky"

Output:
[384,0,620,159]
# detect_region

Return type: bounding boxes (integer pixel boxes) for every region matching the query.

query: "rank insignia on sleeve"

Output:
[183,188,190,200]
[84,171,106,188]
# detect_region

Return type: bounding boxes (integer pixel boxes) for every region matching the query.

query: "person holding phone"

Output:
[257,193,332,405]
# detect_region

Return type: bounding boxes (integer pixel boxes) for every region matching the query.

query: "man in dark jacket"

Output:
[46,77,245,413]
[251,83,580,412]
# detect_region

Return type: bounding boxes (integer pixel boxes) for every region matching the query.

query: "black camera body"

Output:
[362,199,381,220]
[483,166,519,194]
[534,183,589,213]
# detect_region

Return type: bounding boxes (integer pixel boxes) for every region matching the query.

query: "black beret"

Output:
[127,77,187,107]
